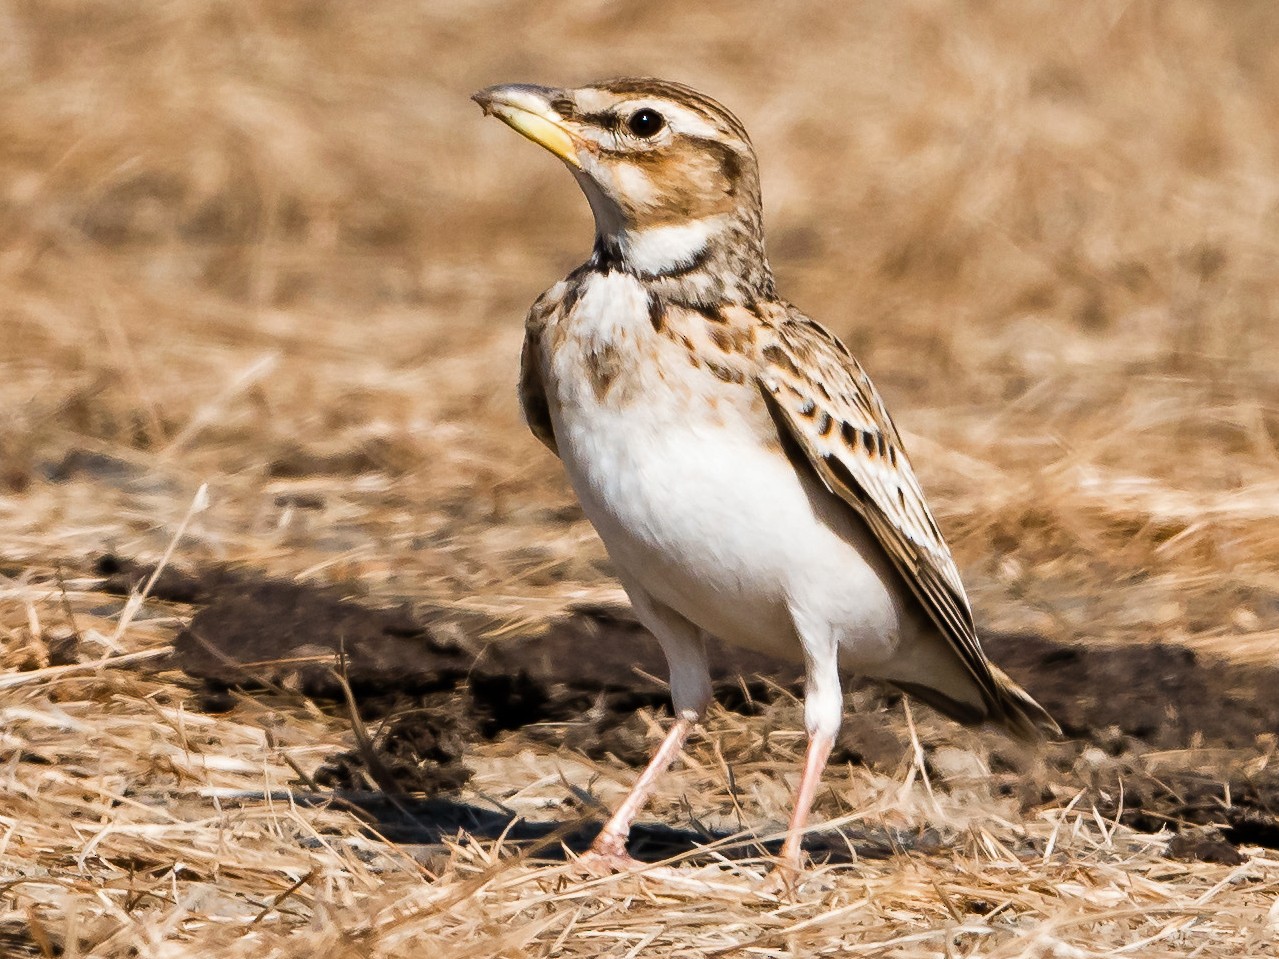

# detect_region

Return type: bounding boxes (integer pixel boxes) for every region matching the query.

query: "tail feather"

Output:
[985,664,1061,742]
[890,665,1059,743]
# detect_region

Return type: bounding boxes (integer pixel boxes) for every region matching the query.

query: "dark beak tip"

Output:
[471,90,493,114]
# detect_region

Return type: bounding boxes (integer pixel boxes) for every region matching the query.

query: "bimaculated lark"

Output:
[474,78,1059,883]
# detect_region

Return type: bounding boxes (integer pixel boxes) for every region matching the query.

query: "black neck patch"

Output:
[590,235,713,281]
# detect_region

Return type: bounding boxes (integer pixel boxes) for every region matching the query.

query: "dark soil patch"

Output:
[314,704,473,796]
[96,554,1279,858]
[980,631,1279,860]
[1164,830,1246,866]
[981,632,1279,752]
[0,919,50,958]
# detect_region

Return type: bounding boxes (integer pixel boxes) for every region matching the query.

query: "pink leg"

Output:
[776,731,834,874]
[588,716,694,860]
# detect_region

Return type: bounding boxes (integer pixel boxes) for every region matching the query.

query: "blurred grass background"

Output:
[4,0,1277,656]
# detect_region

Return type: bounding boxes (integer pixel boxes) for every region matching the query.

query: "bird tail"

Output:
[889,664,1060,743]
[981,664,1060,742]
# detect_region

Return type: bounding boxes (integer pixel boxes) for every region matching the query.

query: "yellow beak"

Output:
[472,84,581,168]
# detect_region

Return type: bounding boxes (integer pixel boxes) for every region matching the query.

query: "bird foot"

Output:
[574,832,650,877]
[575,848,764,896]
[760,861,804,898]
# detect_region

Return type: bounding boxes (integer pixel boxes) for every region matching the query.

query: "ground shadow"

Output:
[293,791,937,865]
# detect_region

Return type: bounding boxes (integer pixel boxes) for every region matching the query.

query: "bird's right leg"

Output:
[583,580,711,868]
[769,610,843,890]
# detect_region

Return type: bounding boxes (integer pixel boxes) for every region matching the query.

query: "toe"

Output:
[761,862,802,897]
[575,849,649,877]
[588,831,630,859]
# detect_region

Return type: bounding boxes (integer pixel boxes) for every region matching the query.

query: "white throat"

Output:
[574,171,721,275]
[617,219,720,274]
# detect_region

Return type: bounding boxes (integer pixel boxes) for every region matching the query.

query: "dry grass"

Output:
[3,0,1279,955]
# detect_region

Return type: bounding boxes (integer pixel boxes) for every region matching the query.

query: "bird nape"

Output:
[475,78,1058,887]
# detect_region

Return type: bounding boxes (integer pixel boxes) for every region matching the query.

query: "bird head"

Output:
[474,78,772,296]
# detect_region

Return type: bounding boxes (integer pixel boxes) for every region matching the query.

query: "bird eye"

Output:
[626,108,665,138]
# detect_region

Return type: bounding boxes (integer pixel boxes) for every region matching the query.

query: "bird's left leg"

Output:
[773,616,842,883]
[585,579,711,866]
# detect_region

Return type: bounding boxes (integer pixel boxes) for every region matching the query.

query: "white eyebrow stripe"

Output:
[574,90,730,142]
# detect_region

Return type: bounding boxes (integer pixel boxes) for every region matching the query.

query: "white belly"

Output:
[551,366,911,670]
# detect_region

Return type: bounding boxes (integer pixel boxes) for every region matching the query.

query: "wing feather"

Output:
[520,328,559,457]
[757,307,1057,739]
[520,284,563,458]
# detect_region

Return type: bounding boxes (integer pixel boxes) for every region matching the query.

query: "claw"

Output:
[761,861,802,897]
[574,848,650,878]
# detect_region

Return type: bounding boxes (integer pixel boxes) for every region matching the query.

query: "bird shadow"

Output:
[299,791,937,866]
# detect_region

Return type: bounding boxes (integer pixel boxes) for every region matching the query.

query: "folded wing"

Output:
[756,306,1058,740]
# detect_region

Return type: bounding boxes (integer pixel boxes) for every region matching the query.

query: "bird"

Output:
[472,78,1058,882]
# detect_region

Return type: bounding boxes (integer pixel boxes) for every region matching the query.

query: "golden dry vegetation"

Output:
[2,1,1279,955]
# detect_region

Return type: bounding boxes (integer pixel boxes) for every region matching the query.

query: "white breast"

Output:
[540,271,912,669]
